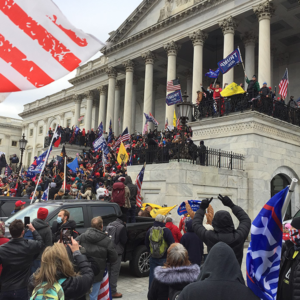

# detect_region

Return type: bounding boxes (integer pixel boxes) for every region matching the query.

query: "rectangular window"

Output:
[49,207,85,228]
[11,141,17,147]
[39,126,43,134]
[30,129,33,136]
[0,139,2,145]
[67,119,71,127]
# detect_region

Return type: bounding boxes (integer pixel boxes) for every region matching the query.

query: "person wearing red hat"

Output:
[12,200,26,214]
[30,208,52,273]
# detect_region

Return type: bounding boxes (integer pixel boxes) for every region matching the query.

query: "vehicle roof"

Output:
[29,200,120,206]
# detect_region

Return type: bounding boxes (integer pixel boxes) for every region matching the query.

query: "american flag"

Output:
[149,112,159,125]
[278,68,289,100]
[114,128,130,149]
[167,78,181,93]
[98,269,111,300]
[0,0,103,93]
[135,164,145,207]
[5,164,12,176]
[78,116,84,122]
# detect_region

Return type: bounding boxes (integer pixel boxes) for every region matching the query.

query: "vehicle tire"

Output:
[130,245,150,277]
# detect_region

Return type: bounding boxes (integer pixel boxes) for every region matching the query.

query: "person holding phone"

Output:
[0,220,44,300]
[193,195,251,266]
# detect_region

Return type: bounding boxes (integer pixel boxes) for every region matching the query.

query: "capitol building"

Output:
[1,0,300,222]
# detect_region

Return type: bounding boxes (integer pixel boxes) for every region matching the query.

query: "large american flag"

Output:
[114,127,130,149]
[0,0,103,93]
[98,269,111,300]
[167,78,181,93]
[135,164,145,207]
[278,68,289,100]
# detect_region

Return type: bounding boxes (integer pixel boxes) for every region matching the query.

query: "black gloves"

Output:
[200,197,213,210]
[218,194,235,208]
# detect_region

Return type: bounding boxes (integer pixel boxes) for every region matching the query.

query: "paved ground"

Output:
[117,248,248,300]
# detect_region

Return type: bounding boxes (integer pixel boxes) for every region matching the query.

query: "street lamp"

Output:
[177,91,194,138]
[19,133,28,172]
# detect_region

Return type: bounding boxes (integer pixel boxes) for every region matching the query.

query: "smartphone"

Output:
[60,229,72,245]
[24,217,30,227]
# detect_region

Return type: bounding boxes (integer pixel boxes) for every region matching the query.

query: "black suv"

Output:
[4,200,154,277]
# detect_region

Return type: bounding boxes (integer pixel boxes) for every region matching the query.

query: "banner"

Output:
[166,90,182,106]
[177,200,202,216]
[217,49,241,74]
[27,147,52,177]
[93,136,109,155]
[220,82,245,97]
[150,205,177,218]
[205,68,220,79]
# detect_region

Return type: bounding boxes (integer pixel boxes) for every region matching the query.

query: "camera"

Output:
[60,229,72,245]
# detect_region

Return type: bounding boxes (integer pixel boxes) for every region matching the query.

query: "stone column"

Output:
[32,121,38,156]
[106,67,117,131]
[73,95,82,126]
[164,41,181,124]
[153,82,160,123]
[131,76,139,133]
[141,51,156,131]
[97,86,108,131]
[219,17,237,85]
[84,91,94,131]
[92,100,98,130]
[189,30,207,104]
[254,1,274,86]
[123,60,135,133]
[242,32,256,88]
[114,80,123,136]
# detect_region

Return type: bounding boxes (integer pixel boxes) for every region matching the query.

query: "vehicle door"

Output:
[87,204,118,227]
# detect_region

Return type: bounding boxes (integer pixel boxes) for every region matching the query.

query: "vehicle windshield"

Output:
[5,205,59,226]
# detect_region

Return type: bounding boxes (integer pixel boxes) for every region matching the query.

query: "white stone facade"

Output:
[0,117,22,159]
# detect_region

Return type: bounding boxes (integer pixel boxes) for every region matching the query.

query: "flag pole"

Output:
[282,178,298,220]
[64,156,67,194]
[47,183,50,201]
[237,46,246,75]
[31,124,58,204]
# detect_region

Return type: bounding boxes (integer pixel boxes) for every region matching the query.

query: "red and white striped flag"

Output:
[135,164,145,208]
[167,78,181,93]
[0,0,103,93]
[98,269,111,300]
[78,116,84,122]
[279,68,289,100]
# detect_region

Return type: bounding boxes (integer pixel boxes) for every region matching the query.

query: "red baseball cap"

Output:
[37,207,49,220]
[15,200,26,207]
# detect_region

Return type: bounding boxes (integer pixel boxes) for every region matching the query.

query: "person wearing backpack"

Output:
[124,176,138,223]
[111,177,131,215]
[106,214,128,298]
[145,214,175,289]
[28,238,94,300]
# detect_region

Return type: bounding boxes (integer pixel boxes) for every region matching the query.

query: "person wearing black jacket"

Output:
[76,216,118,300]
[124,176,138,223]
[192,195,251,266]
[0,219,44,300]
[0,153,7,175]
[178,242,259,300]
[28,238,94,300]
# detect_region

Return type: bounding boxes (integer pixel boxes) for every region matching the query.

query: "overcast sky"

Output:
[1,0,141,119]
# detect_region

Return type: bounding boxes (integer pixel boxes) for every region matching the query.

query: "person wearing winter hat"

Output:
[12,200,26,214]
[278,217,300,300]
[30,208,52,274]
[245,74,260,99]
[259,82,271,98]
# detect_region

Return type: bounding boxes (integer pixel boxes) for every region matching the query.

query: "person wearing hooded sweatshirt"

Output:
[180,219,203,266]
[52,209,79,243]
[178,242,259,300]
[76,216,118,300]
[278,217,300,300]
[148,243,200,300]
[165,217,182,243]
[193,195,251,266]
[30,207,52,273]
[124,175,138,223]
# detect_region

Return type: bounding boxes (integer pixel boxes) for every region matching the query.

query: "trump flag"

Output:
[0,0,103,93]
[246,187,289,300]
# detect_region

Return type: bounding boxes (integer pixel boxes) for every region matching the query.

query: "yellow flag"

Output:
[220,82,245,97]
[150,205,177,218]
[173,110,177,127]
[117,142,129,165]
[141,203,162,210]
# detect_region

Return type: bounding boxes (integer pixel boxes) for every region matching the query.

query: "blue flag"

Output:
[144,113,151,123]
[166,90,183,106]
[177,200,202,216]
[217,48,242,74]
[205,68,220,78]
[67,157,79,173]
[246,186,289,300]
[75,125,80,134]
[27,147,52,178]
[108,120,113,143]
[98,122,103,137]
[41,187,49,201]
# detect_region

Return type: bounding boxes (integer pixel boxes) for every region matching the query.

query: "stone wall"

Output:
[190,110,300,219]
[128,162,248,225]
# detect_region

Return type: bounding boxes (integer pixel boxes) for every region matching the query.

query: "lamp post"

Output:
[19,133,28,173]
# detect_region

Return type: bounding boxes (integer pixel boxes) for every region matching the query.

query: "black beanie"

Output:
[291,217,300,230]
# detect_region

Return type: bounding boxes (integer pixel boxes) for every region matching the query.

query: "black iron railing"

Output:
[193,94,300,126]
[131,144,244,170]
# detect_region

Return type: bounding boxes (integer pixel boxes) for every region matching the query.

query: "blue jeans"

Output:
[89,282,101,300]
[149,257,166,289]
[0,288,28,300]
[127,204,136,223]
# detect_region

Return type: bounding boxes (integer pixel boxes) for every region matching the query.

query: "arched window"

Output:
[271,174,291,220]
